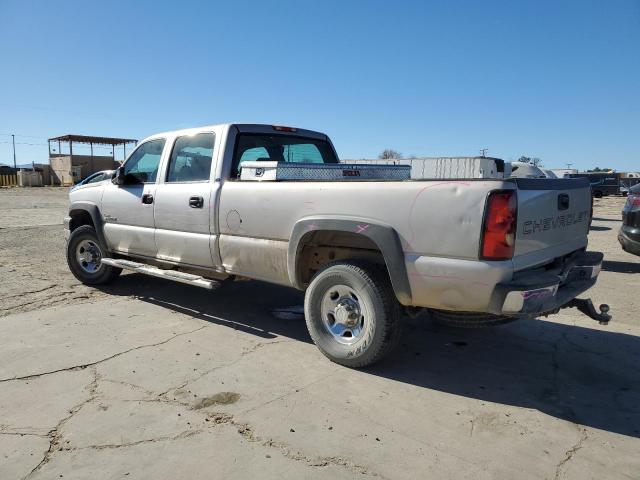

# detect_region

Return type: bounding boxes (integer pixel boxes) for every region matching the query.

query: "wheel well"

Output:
[69,209,95,232]
[296,230,386,285]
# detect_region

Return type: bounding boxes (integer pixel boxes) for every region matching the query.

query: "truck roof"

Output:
[142,123,328,144]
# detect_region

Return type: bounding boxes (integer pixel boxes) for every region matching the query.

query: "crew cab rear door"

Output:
[513,177,592,271]
[153,132,217,268]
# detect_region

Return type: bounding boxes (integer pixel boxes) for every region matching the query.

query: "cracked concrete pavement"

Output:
[1,188,639,479]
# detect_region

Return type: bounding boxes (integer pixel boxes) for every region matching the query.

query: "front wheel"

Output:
[67,225,121,285]
[304,261,402,368]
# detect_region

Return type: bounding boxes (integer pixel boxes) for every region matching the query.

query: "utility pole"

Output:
[11,134,16,169]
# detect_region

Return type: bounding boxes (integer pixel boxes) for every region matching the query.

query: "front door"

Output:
[153,132,216,267]
[101,138,166,257]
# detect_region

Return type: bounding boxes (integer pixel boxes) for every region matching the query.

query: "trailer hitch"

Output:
[563,298,611,325]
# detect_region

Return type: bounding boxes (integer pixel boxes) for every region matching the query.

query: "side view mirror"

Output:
[112,167,125,186]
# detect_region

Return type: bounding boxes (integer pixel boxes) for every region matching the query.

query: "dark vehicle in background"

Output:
[619,183,640,256]
[569,172,620,198]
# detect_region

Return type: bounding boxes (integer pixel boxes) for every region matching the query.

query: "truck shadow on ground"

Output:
[100,273,640,439]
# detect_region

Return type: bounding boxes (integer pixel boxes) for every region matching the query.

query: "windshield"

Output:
[232,133,338,178]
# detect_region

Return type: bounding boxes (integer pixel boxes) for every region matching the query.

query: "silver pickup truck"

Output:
[65,123,610,367]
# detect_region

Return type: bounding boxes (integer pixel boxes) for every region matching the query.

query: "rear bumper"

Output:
[618,226,640,256]
[488,251,603,317]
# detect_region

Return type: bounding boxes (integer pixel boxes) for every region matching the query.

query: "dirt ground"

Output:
[1,187,639,479]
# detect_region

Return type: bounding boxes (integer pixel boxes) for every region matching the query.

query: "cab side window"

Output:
[166,133,215,183]
[123,139,166,184]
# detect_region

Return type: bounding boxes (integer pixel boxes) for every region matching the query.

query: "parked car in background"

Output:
[71,170,114,191]
[568,172,620,198]
[619,178,640,196]
[507,162,547,178]
[619,183,640,256]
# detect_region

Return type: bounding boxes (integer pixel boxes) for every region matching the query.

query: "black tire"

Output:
[67,225,122,285]
[593,190,603,199]
[430,309,517,328]
[304,261,402,368]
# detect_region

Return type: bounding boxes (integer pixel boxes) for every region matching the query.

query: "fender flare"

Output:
[288,217,412,305]
[68,201,109,250]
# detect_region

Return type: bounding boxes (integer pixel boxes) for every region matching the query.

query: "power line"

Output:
[0,133,47,139]
[0,141,48,146]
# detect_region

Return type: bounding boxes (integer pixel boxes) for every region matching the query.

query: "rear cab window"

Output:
[231,133,338,178]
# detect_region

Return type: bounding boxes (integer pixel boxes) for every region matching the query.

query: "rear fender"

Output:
[288,218,412,305]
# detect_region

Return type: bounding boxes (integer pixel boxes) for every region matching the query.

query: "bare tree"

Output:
[379,149,402,159]
[518,156,543,167]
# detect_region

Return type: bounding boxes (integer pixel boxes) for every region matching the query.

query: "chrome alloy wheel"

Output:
[76,239,102,273]
[320,285,369,345]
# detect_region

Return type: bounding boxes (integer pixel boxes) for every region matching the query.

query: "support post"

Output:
[48,140,51,156]
[58,140,61,154]
[69,140,74,185]
[12,134,16,169]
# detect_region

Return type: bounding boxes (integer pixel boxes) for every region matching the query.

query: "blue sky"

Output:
[0,0,638,170]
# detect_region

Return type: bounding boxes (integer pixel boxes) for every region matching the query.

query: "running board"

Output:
[101,258,217,290]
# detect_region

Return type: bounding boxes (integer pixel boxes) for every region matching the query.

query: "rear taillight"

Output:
[481,191,517,260]
[627,194,640,208]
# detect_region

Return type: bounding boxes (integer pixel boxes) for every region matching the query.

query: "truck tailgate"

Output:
[513,177,592,271]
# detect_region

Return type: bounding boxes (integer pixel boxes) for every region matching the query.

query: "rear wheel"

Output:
[430,309,517,328]
[593,190,603,198]
[67,225,121,285]
[304,261,402,368]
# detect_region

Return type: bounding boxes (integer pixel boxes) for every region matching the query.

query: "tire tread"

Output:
[430,309,516,328]
[305,260,402,368]
[66,225,121,285]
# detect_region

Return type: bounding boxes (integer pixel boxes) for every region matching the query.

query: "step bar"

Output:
[101,258,217,290]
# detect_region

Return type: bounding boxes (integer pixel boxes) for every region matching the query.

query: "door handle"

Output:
[142,193,154,204]
[189,196,204,208]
